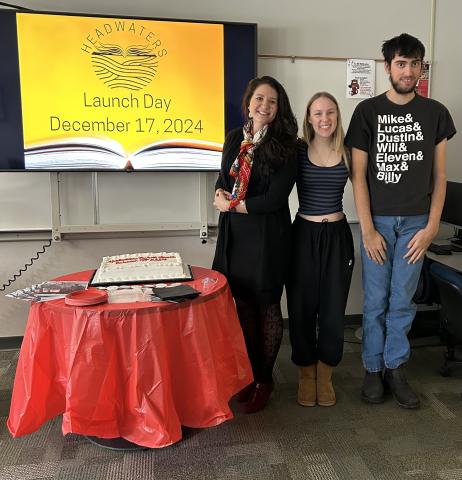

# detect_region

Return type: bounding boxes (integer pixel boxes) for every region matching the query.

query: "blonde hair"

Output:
[303,91,350,171]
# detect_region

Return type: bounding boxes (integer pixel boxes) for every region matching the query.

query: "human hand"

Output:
[215,188,232,199]
[363,229,387,264]
[404,227,436,264]
[213,189,231,212]
[223,190,232,200]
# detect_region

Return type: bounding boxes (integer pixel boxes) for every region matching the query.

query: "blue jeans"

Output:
[360,215,428,371]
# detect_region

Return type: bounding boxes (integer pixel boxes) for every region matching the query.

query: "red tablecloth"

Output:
[7,266,252,448]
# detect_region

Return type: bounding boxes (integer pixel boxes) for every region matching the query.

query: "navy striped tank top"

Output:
[296,141,349,216]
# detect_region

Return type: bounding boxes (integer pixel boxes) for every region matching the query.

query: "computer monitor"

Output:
[441,181,462,244]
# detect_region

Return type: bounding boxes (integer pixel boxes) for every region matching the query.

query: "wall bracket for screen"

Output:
[49,172,208,242]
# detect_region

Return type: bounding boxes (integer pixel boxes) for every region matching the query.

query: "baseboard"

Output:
[0,336,23,350]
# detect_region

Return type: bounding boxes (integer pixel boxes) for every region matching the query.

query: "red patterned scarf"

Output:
[229,120,268,208]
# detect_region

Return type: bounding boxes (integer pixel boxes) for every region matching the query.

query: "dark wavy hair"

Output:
[382,33,425,65]
[241,76,298,172]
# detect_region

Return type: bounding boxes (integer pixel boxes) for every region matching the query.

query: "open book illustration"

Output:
[24,137,223,171]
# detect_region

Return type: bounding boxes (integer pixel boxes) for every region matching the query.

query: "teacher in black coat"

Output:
[213,76,298,413]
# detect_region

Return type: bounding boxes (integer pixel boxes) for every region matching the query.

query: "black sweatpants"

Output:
[287,215,354,367]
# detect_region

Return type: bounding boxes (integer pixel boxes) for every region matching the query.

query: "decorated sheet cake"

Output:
[90,252,192,286]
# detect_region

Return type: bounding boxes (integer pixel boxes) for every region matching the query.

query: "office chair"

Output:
[430,262,462,378]
[409,257,441,339]
[413,257,437,306]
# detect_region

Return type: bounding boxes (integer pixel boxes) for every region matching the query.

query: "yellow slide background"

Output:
[17,14,224,155]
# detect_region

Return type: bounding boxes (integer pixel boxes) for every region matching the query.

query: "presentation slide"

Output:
[16,14,225,170]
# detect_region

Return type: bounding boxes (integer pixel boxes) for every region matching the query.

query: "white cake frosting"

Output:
[92,252,187,284]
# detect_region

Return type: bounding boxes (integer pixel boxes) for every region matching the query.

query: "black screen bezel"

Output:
[0,10,257,172]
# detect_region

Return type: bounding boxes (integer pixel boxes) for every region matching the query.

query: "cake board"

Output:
[88,264,194,287]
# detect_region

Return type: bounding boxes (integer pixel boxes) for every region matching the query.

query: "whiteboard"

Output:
[0,172,51,230]
[0,170,206,231]
[59,172,204,226]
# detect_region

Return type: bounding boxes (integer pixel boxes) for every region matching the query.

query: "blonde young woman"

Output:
[287,92,354,407]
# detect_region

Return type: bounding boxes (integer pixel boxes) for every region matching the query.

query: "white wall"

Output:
[1,0,460,337]
[432,0,462,181]
[16,0,430,58]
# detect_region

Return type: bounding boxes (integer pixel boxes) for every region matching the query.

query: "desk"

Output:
[7,266,252,448]
[426,240,462,273]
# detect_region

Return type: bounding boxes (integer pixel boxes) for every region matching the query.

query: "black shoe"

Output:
[361,371,385,404]
[234,382,255,403]
[236,382,274,414]
[384,366,420,409]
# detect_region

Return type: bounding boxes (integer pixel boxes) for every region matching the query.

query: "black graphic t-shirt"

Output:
[345,93,456,215]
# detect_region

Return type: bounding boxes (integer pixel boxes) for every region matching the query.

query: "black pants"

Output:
[287,215,354,367]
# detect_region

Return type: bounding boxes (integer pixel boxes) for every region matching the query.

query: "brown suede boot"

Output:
[316,361,336,406]
[298,365,317,406]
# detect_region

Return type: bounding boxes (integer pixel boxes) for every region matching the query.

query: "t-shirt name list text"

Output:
[376,113,424,184]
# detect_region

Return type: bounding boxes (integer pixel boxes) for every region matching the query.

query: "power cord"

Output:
[0,239,52,291]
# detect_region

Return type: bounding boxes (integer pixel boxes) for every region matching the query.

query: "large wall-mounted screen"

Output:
[0,10,257,171]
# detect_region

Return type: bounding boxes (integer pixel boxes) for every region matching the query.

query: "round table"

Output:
[7,266,252,448]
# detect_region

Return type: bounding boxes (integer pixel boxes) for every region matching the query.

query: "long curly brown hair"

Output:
[241,76,298,173]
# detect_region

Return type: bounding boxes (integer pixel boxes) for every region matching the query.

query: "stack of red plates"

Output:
[65,289,108,306]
